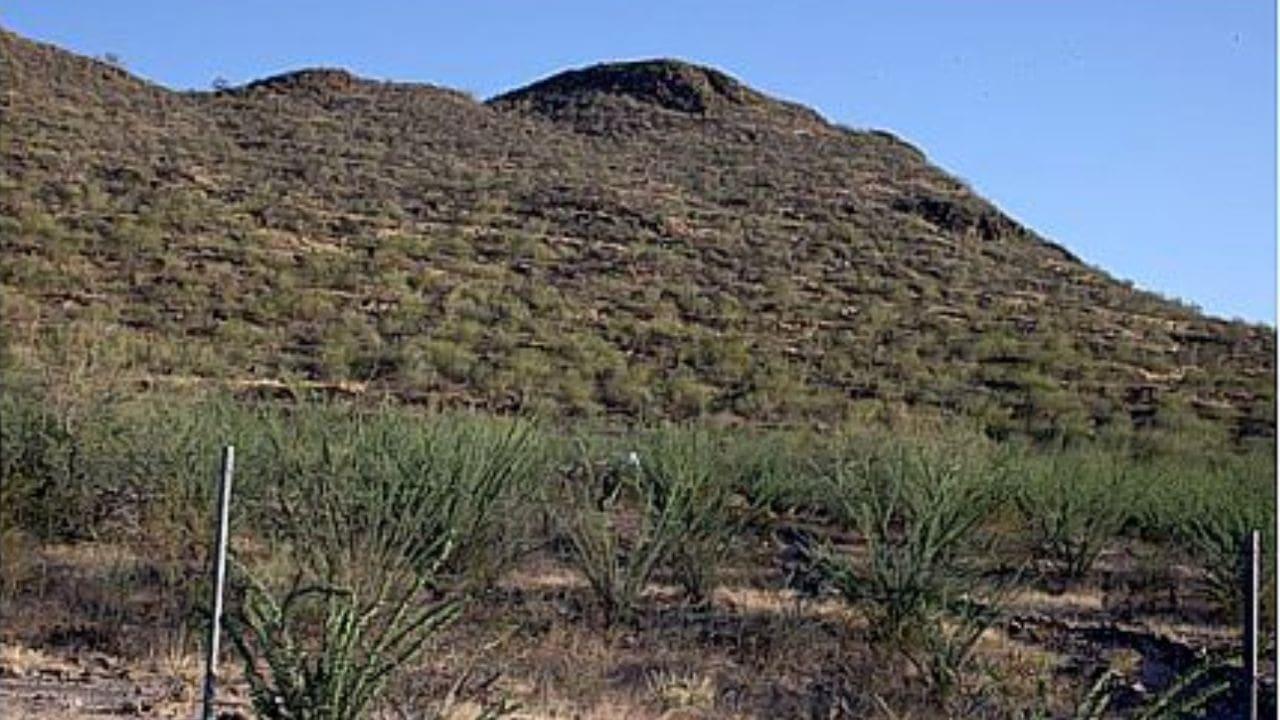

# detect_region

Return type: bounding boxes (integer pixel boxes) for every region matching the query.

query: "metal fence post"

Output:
[1243,529,1259,720]
[202,446,235,720]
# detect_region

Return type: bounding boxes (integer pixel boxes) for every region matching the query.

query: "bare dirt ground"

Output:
[1,539,1273,718]
[0,644,241,719]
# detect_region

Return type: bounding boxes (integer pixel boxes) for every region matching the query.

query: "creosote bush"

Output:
[7,22,1275,440]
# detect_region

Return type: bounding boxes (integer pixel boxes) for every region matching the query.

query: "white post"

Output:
[202,446,235,720]
[1242,529,1259,720]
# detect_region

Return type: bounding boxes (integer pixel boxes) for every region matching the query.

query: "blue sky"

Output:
[4,2,1275,323]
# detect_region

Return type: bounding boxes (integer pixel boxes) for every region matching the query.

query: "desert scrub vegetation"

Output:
[246,409,551,590]
[551,428,747,626]
[0,381,1275,717]
[3,30,1275,440]
[811,439,1016,707]
[726,429,832,518]
[1012,449,1138,580]
[1177,480,1278,634]
[225,414,546,719]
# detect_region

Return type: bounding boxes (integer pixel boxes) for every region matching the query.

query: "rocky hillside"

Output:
[0,29,1272,441]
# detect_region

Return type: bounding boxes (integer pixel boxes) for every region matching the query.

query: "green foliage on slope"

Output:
[0,30,1273,441]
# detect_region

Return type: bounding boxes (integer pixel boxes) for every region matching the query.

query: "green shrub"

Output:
[642,429,744,605]
[1012,449,1136,579]
[226,414,545,719]
[666,374,715,419]
[813,440,1014,704]
[554,428,739,626]
[0,392,154,542]
[724,429,842,520]
[1051,657,1232,720]
[1180,491,1276,632]
[817,442,1005,636]
[229,558,460,720]
[0,394,67,538]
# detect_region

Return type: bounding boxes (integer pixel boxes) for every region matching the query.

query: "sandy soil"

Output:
[1,541,1273,718]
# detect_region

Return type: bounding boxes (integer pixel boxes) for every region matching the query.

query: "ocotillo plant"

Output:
[813,440,1014,705]
[224,415,545,720]
[554,428,740,626]
[1012,449,1136,580]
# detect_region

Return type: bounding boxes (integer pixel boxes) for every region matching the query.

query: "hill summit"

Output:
[0,28,1272,443]
[241,68,363,95]
[491,59,762,114]
[491,59,830,135]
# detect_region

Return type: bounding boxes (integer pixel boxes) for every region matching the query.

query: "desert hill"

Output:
[0,29,1272,442]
